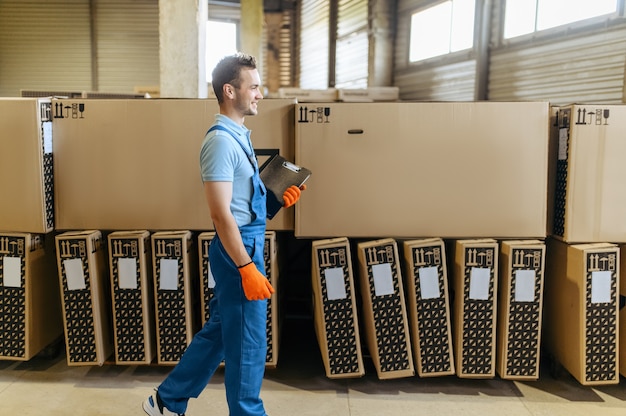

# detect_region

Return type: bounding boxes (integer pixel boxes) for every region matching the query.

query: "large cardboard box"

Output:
[402,238,454,377]
[0,98,54,233]
[0,233,63,360]
[55,230,112,366]
[198,231,280,368]
[295,101,549,238]
[311,238,364,379]
[152,230,198,365]
[549,105,626,243]
[108,230,155,365]
[544,238,620,385]
[52,98,297,231]
[496,240,545,380]
[357,238,414,379]
[453,239,499,378]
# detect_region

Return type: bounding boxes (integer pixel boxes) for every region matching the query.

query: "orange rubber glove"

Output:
[282,184,306,208]
[238,262,275,301]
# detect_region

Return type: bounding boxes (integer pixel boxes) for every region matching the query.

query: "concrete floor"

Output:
[1,318,626,416]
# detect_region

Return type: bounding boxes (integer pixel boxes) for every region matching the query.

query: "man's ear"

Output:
[223,84,234,98]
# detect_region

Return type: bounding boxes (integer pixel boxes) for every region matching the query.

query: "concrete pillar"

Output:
[159,0,208,98]
[369,0,394,86]
[240,0,264,77]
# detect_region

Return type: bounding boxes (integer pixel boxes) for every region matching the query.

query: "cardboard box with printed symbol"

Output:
[0,232,63,360]
[544,238,620,386]
[55,230,113,366]
[357,238,414,379]
[496,240,546,380]
[52,98,297,231]
[453,239,499,379]
[402,238,455,377]
[549,104,626,242]
[0,98,54,233]
[151,230,198,365]
[108,230,156,365]
[311,237,364,379]
[295,101,550,238]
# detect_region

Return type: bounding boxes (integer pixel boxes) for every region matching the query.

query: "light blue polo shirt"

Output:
[200,114,255,227]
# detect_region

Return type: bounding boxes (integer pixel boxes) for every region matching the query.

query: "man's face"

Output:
[232,68,263,116]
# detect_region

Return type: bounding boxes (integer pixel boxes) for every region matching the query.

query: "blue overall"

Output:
[158,124,268,416]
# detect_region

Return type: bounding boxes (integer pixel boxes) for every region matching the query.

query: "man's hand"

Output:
[238,262,275,300]
[282,184,306,208]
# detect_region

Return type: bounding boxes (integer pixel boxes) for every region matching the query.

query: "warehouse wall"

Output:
[394,0,626,104]
[0,0,159,97]
[1,0,626,103]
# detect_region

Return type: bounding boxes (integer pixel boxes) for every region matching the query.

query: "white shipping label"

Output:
[2,256,22,288]
[64,258,86,291]
[591,271,611,304]
[558,128,568,160]
[208,266,216,289]
[43,122,53,154]
[160,258,179,291]
[372,263,395,297]
[514,270,536,302]
[418,266,440,299]
[469,267,490,300]
[118,257,138,289]
[324,267,347,300]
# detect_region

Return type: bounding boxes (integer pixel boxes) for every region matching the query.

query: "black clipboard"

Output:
[259,154,311,219]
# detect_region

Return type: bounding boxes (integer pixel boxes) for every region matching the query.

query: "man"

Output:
[143,52,303,416]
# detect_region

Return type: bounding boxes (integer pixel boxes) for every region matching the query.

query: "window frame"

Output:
[406,0,480,68]
[498,0,626,47]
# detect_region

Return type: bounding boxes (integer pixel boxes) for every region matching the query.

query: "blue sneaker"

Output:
[142,390,184,416]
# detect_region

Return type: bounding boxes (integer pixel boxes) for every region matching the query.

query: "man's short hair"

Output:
[211,52,257,103]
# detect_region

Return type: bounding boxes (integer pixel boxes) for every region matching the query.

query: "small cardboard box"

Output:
[453,239,499,378]
[152,230,198,365]
[0,98,54,233]
[55,230,112,366]
[277,88,338,102]
[108,230,155,365]
[337,87,399,102]
[496,240,546,380]
[402,238,454,377]
[0,233,63,360]
[198,231,280,368]
[544,238,620,385]
[357,238,414,379]
[52,98,297,231]
[311,237,364,379]
[549,105,626,242]
[295,101,550,238]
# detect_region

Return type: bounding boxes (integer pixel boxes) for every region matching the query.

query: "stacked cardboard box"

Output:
[497,240,546,380]
[544,239,620,385]
[52,98,298,231]
[357,238,414,379]
[0,98,54,234]
[311,238,364,379]
[453,239,499,379]
[55,230,112,366]
[152,230,198,365]
[620,244,626,377]
[0,233,63,360]
[107,230,155,365]
[295,101,549,238]
[198,231,280,368]
[549,105,626,243]
[402,238,454,377]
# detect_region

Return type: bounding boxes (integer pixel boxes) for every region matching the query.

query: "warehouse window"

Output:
[206,20,238,82]
[504,0,619,39]
[409,0,476,63]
